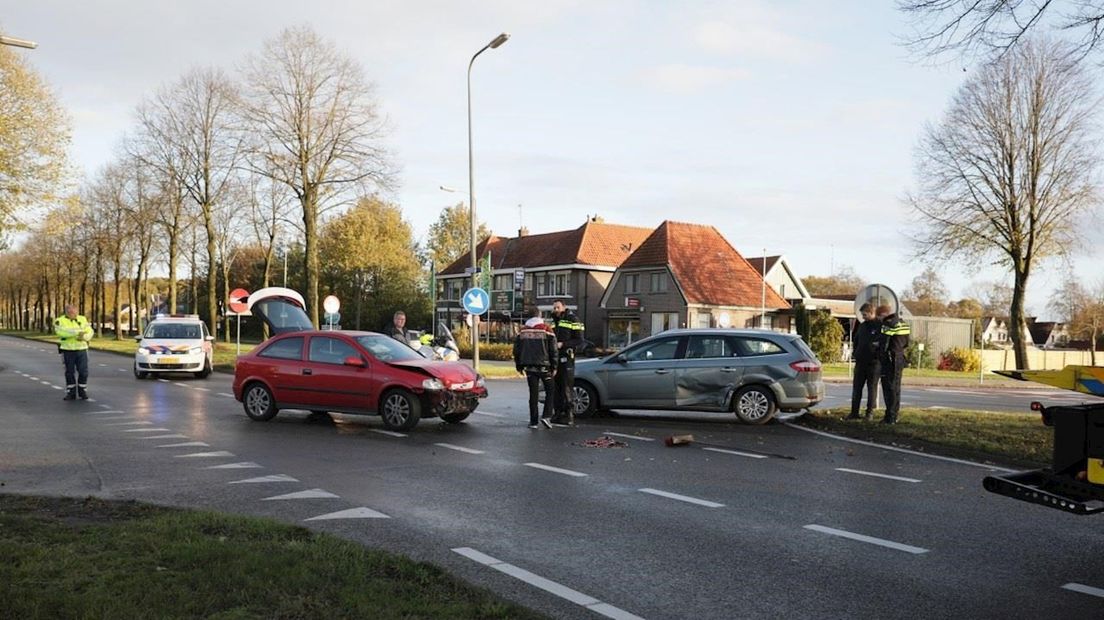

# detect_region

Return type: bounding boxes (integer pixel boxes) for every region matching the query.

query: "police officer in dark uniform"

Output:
[847,303,882,420]
[551,299,585,425]
[876,304,910,425]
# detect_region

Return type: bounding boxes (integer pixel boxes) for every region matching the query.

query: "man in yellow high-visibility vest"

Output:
[54,304,94,400]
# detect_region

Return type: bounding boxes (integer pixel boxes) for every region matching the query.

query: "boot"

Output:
[845,412,862,420]
[863,410,873,421]
[77,386,88,400]
[63,387,76,401]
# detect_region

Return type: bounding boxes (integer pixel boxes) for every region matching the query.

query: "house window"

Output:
[695,312,711,328]
[780,284,786,298]
[650,272,668,293]
[524,274,533,291]
[624,273,640,294]
[494,274,511,291]
[651,312,679,334]
[555,273,569,296]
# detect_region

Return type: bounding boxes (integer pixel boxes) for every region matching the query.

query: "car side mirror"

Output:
[133,335,143,341]
[615,354,628,364]
[344,356,367,368]
[205,335,215,342]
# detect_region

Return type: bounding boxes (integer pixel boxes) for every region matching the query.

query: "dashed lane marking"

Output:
[524,462,588,477]
[602,432,655,442]
[218,392,234,398]
[473,410,509,418]
[305,507,390,520]
[228,474,298,484]
[702,447,768,459]
[836,468,922,483]
[434,443,485,455]
[140,434,189,440]
[369,429,407,438]
[158,379,170,383]
[452,548,644,620]
[638,488,724,508]
[173,382,189,387]
[123,428,173,433]
[1062,583,1104,599]
[804,524,929,554]
[105,420,152,426]
[193,387,210,392]
[261,489,340,501]
[205,462,263,469]
[51,386,63,390]
[174,451,236,458]
[157,442,210,448]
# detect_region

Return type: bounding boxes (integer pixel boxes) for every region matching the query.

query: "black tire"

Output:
[573,382,599,418]
[133,363,149,380]
[733,385,776,425]
[243,382,278,421]
[441,411,471,424]
[195,358,212,379]
[380,389,422,431]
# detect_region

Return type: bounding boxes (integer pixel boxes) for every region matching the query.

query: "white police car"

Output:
[134,315,214,379]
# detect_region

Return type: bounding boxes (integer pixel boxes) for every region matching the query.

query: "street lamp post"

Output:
[466,32,510,372]
[0,35,37,49]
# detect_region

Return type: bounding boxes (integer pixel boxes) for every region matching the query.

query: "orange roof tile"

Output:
[621,221,789,309]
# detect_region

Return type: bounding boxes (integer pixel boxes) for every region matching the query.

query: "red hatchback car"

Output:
[232,288,487,431]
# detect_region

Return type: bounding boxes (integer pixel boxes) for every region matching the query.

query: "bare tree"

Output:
[238,25,394,327]
[903,266,950,315]
[900,1,1104,62]
[244,173,295,289]
[908,39,1101,369]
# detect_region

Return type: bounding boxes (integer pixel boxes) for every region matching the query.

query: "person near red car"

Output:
[513,307,558,429]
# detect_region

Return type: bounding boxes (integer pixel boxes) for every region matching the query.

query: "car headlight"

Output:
[422,378,445,391]
[189,346,203,355]
[138,347,150,355]
[476,374,485,388]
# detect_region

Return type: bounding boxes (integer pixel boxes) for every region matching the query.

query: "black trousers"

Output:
[881,358,904,421]
[62,350,89,389]
[850,360,880,416]
[554,361,574,416]
[526,370,554,425]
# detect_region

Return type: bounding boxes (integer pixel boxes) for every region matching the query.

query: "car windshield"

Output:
[146,323,202,339]
[355,334,425,362]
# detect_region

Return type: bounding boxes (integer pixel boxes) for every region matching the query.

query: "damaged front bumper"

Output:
[422,386,489,416]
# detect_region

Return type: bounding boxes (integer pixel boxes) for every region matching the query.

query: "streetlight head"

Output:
[489,33,510,49]
[0,35,38,49]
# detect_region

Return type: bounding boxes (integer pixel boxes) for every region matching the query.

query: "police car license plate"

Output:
[159,357,181,364]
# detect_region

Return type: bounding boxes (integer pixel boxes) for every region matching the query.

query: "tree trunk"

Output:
[113,255,123,340]
[168,230,178,314]
[303,190,319,328]
[1010,268,1030,370]
[204,207,218,341]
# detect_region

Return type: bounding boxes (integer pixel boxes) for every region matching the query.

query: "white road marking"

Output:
[140,434,189,440]
[702,447,768,459]
[218,392,234,398]
[86,399,96,402]
[157,442,210,448]
[116,368,126,372]
[524,462,588,477]
[306,507,390,520]
[39,380,50,385]
[836,468,921,483]
[106,420,152,426]
[86,412,126,417]
[1062,583,1104,599]
[173,451,236,458]
[205,462,263,469]
[785,423,1016,473]
[193,387,210,392]
[228,474,298,484]
[369,429,407,438]
[804,524,929,554]
[158,379,170,383]
[99,405,114,410]
[602,431,655,442]
[98,363,107,367]
[434,443,485,455]
[51,385,63,390]
[452,548,644,620]
[638,488,724,508]
[261,488,339,501]
[174,382,189,387]
[474,410,509,418]
[123,428,173,433]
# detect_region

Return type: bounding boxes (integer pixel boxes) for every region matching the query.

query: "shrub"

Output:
[938,347,981,372]
[905,339,936,369]
[806,310,843,363]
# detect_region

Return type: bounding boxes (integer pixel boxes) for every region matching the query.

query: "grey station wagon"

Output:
[568,328,824,424]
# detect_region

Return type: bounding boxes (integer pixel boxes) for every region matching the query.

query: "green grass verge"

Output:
[0,495,543,620]
[820,362,1015,381]
[797,407,1053,468]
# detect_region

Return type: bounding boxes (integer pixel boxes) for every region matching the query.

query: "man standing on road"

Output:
[513,307,558,429]
[388,311,407,343]
[54,304,94,401]
[847,303,882,420]
[876,304,910,425]
[551,299,585,426]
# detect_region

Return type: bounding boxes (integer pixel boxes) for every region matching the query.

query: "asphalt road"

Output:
[2,336,1102,619]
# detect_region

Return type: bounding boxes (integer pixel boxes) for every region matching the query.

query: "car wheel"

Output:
[442,411,470,424]
[195,358,212,379]
[380,389,421,431]
[573,382,599,418]
[733,385,776,425]
[243,382,278,421]
[133,364,149,380]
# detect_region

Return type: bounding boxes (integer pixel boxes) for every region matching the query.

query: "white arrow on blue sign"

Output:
[462,287,490,315]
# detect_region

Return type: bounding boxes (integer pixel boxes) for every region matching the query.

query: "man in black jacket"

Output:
[513,307,558,428]
[551,299,585,425]
[877,304,910,425]
[847,303,882,420]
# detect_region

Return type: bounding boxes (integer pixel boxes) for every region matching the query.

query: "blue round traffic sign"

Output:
[462,287,490,315]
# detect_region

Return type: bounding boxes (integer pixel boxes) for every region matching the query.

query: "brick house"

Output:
[436,217,653,347]
[599,221,790,347]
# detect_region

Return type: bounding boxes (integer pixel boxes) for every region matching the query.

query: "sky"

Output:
[4,0,1102,319]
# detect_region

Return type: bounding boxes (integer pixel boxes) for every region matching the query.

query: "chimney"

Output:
[589,214,604,223]
[518,226,529,237]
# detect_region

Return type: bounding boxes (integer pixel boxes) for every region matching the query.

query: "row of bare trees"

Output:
[0,25,394,340]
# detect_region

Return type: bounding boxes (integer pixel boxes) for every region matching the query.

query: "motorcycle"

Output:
[407,322,460,362]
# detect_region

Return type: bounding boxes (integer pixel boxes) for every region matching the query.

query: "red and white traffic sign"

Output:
[228,288,250,314]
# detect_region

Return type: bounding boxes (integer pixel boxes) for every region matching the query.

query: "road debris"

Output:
[578,435,629,448]
[664,434,695,447]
